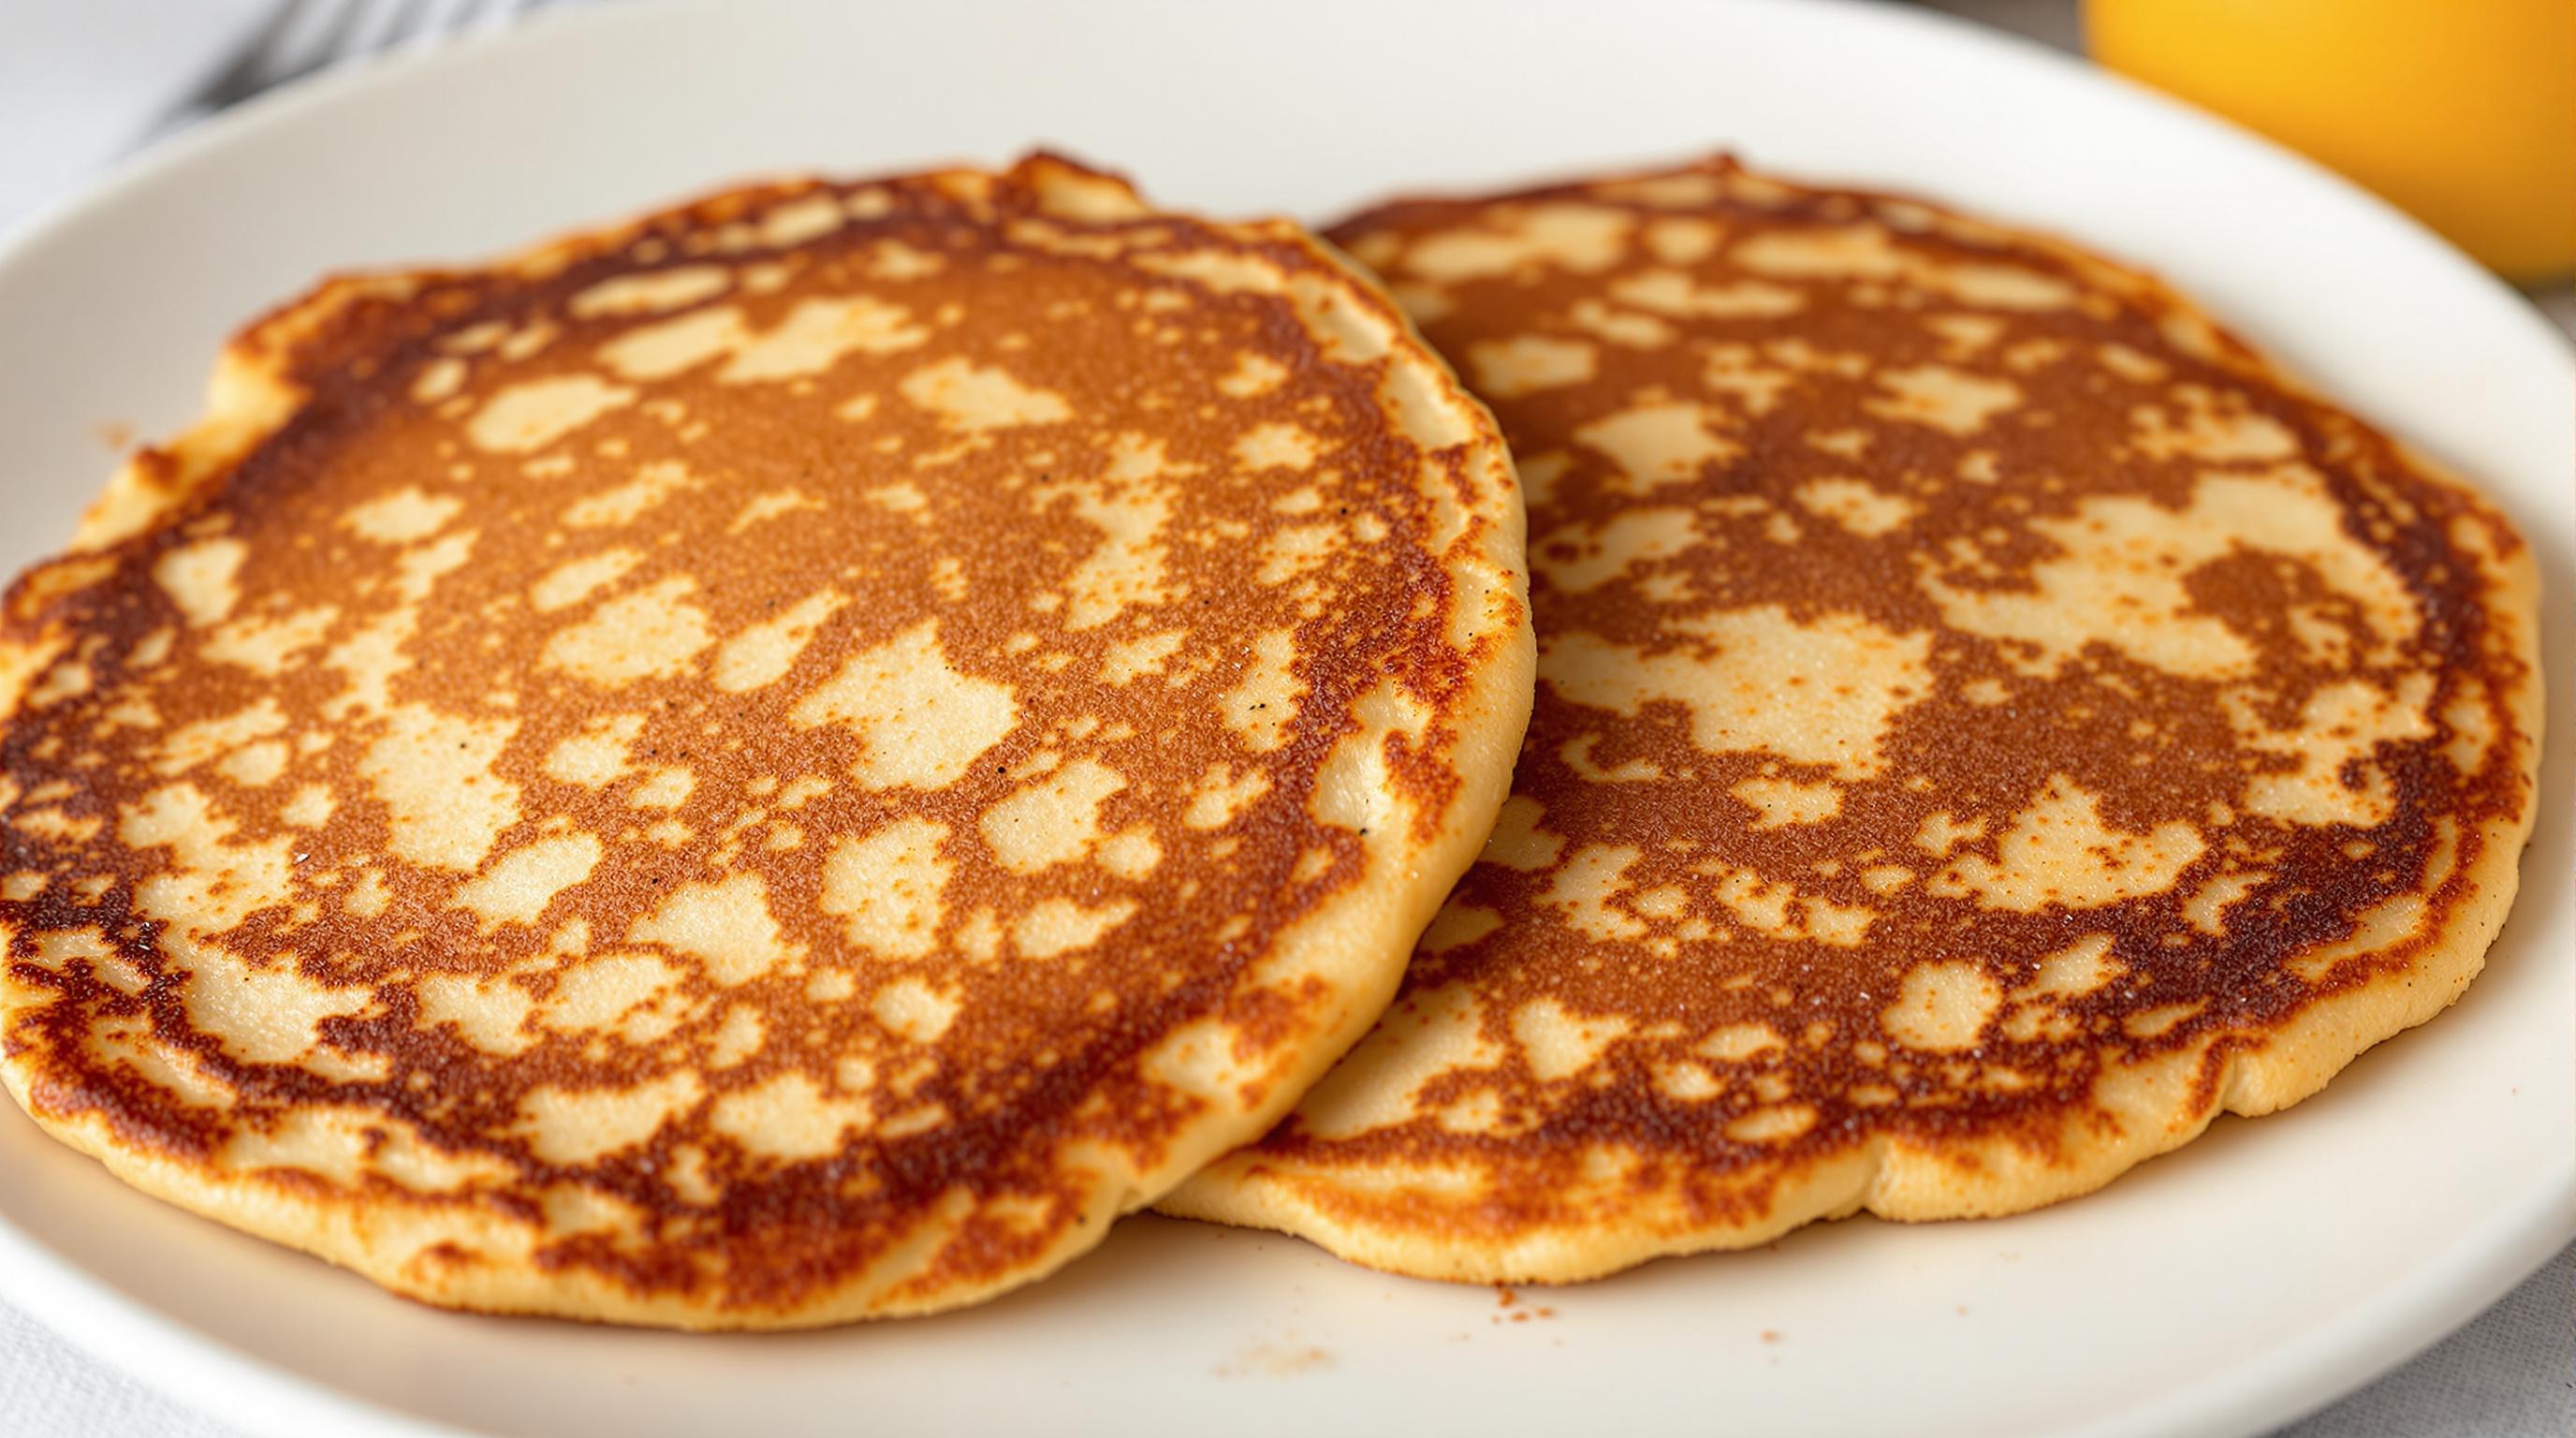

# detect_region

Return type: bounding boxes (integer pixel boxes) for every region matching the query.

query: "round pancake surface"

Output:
[0,155,1532,1326]
[1162,157,2542,1283]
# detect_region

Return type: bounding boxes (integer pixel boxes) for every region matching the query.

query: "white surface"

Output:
[0,0,271,243]
[0,2,2568,1436]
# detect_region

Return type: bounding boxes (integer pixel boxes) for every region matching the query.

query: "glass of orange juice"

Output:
[2085,0,2575,283]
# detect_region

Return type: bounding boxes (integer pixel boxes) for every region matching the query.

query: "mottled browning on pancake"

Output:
[0,155,1532,1325]
[1164,157,2541,1281]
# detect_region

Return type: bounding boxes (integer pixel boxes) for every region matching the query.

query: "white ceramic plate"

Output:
[0,2,2568,1435]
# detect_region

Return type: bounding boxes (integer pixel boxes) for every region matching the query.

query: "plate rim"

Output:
[0,3,2566,1436]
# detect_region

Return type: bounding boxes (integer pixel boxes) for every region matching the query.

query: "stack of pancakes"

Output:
[0,151,2538,1327]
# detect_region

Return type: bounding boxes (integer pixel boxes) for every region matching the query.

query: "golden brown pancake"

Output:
[1162,156,2542,1283]
[0,154,1532,1326]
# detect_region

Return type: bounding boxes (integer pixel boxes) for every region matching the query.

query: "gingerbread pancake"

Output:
[0,154,1532,1326]
[1162,157,2541,1283]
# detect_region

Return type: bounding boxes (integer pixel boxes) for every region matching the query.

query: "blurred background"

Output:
[1918,0,2572,330]
[2,0,2570,335]
[0,3,2567,1437]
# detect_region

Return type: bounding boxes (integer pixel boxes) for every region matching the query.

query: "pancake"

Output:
[0,154,1533,1326]
[1161,156,2542,1283]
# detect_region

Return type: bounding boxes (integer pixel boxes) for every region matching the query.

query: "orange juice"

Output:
[2086,0,2576,281]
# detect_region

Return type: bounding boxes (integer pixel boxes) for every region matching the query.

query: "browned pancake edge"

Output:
[1162,155,2541,1284]
[0,154,1533,1325]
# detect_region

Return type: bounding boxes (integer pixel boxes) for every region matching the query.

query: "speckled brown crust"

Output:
[0,155,1533,1326]
[1162,156,2541,1283]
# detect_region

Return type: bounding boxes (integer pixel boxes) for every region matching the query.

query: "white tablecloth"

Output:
[0,2,2569,1433]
